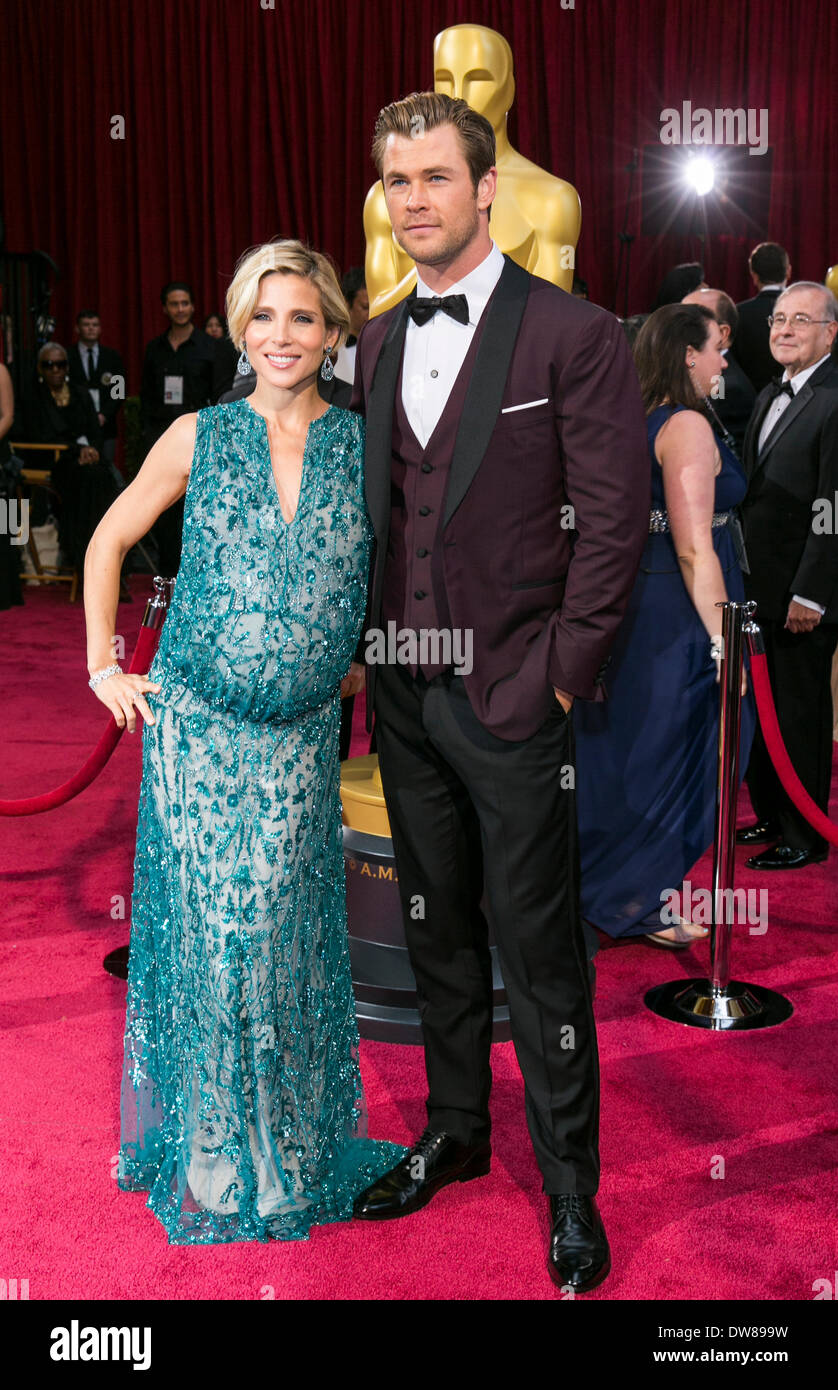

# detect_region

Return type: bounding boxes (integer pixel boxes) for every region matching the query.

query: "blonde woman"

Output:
[84,240,402,1244]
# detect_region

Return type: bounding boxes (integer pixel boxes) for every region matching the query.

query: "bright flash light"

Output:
[685,156,715,196]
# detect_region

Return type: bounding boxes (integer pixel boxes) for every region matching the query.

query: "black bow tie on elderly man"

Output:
[768,379,795,400]
[407,294,470,327]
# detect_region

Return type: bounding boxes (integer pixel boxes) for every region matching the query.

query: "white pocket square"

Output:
[500,397,550,414]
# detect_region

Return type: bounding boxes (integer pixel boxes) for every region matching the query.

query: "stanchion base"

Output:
[103,944,130,980]
[645,978,793,1030]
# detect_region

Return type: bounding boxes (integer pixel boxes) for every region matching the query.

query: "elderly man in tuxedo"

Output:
[348,92,649,1291]
[737,282,838,868]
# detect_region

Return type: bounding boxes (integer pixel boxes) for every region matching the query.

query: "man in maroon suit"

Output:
[350,92,649,1292]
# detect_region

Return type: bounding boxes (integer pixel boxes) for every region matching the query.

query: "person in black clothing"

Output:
[681,287,756,456]
[652,261,706,309]
[731,242,791,393]
[204,312,240,396]
[141,282,225,444]
[139,281,226,575]
[738,282,838,868]
[0,361,23,609]
[333,267,369,386]
[20,343,120,584]
[68,310,126,467]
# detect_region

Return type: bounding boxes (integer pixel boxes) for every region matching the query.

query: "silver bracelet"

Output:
[88,663,123,691]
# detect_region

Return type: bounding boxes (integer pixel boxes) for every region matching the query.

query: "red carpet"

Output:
[2,578,837,1300]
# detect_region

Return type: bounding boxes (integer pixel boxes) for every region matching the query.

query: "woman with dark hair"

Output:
[21,342,118,585]
[204,312,241,398]
[652,261,706,310]
[574,303,754,947]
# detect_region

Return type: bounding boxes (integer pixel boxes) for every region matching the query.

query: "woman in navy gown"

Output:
[574,303,755,947]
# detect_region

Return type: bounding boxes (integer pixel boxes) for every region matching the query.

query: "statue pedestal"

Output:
[340,754,511,1045]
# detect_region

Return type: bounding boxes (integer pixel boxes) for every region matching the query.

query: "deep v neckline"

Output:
[243,399,332,527]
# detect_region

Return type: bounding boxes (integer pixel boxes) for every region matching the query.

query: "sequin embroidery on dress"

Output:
[117,399,404,1243]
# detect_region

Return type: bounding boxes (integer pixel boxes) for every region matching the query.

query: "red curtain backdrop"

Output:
[2,0,836,391]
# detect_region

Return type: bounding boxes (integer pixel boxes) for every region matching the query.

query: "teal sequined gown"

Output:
[118,399,403,1243]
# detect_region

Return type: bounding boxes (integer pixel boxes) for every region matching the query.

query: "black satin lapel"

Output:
[758,381,814,464]
[744,391,775,476]
[364,300,412,543]
[443,258,530,526]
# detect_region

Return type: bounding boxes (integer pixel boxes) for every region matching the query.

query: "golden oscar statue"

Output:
[363,22,581,317]
[826,265,838,302]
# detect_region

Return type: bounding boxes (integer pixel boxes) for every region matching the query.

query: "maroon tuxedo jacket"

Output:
[351,255,650,740]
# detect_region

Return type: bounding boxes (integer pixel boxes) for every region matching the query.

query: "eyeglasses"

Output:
[767,313,834,328]
[41,360,68,368]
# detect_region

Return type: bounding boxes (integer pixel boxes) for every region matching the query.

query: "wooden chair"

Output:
[9,442,79,601]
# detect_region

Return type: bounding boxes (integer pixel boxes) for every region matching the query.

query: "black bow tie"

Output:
[769,379,795,400]
[407,294,469,327]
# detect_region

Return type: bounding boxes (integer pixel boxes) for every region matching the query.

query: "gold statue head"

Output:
[433,24,515,132]
[826,265,838,302]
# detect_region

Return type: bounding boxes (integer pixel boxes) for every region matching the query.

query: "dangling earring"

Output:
[320,345,335,381]
[236,346,251,376]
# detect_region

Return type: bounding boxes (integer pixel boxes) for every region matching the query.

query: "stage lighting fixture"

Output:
[640,144,773,237]
[685,155,715,196]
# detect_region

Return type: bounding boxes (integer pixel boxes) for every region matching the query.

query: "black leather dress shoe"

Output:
[746,844,828,870]
[547,1195,611,1293]
[736,820,779,846]
[352,1129,491,1220]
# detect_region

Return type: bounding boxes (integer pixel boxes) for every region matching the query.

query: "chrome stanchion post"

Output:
[645,600,793,1030]
[103,575,175,983]
[709,598,750,993]
[142,574,176,630]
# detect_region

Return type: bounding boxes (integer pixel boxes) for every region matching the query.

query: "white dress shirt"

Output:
[81,343,101,416]
[756,353,832,615]
[401,240,505,447]
[757,353,830,453]
[334,341,356,385]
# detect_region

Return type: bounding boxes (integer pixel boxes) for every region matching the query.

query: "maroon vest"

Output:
[381,314,489,678]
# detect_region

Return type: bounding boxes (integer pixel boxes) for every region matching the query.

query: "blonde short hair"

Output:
[225,239,349,358]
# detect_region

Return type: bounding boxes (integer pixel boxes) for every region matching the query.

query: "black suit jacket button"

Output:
[414,589,426,599]
[419,505,431,516]
[417,548,428,558]
[421,462,433,473]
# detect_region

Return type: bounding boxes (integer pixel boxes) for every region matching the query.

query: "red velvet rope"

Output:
[0,624,161,817]
[749,649,838,847]
[3,623,836,845]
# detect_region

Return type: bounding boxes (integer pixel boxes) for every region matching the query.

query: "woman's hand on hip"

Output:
[92,672,162,732]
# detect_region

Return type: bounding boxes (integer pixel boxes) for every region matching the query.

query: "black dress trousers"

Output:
[374,660,600,1195]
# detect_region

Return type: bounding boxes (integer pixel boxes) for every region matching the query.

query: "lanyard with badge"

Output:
[164,336,186,406]
[164,374,184,405]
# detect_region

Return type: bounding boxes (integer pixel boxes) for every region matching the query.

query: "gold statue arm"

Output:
[364,180,418,317]
[526,183,582,293]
